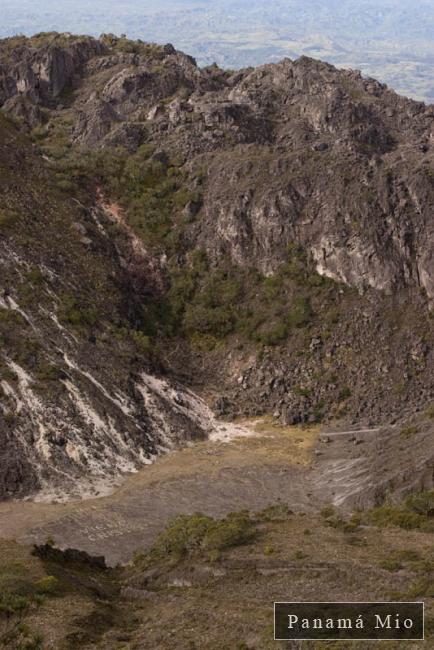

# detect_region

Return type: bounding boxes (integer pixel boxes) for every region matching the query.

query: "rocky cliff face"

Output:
[2,34,433,299]
[1,33,434,499]
[0,113,246,500]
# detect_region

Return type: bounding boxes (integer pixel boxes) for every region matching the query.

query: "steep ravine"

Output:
[1,33,434,508]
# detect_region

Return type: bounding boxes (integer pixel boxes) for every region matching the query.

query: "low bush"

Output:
[338,386,352,401]
[0,594,43,649]
[425,404,434,419]
[254,320,288,346]
[405,491,434,517]
[132,331,152,355]
[400,425,420,438]
[287,295,312,328]
[59,295,99,329]
[367,504,427,530]
[35,362,64,382]
[320,506,361,533]
[379,558,403,572]
[366,492,434,532]
[33,576,59,595]
[0,209,19,229]
[146,511,255,564]
[257,503,292,522]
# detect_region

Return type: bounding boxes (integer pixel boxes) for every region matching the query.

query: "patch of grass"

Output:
[34,362,64,382]
[400,424,420,438]
[404,491,434,517]
[425,404,434,419]
[264,545,275,556]
[293,386,312,397]
[59,294,100,329]
[404,576,434,599]
[367,492,434,531]
[131,330,152,355]
[368,505,425,530]
[394,549,421,563]
[33,575,60,595]
[320,505,336,519]
[379,558,403,572]
[338,386,352,401]
[287,295,312,328]
[0,209,20,230]
[257,503,293,522]
[319,506,361,533]
[24,269,45,286]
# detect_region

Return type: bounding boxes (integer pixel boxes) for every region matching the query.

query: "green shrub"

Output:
[287,295,312,328]
[189,332,220,351]
[379,559,403,572]
[257,503,292,522]
[293,550,306,560]
[367,505,425,530]
[148,511,255,563]
[59,295,99,329]
[0,592,44,649]
[0,594,31,616]
[319,506,360,532]
[255,320,288,346]
[262,276,281,300]
[404,577,433,599]
[338,386,352,401]
[400,425,419,438]
[202,512,254,551]
[405,491,434,517]
[0,209,20,229]
[394,549,421,562]
[183,304,235,338]
[320,505,336,519]
[35,362,64,382]
[293,386,311,397]
[25,269,45,285]
[425,404,434,419]
[132,331,152,354]
[172,188,201,209]
[33,576,59,595]
[31,124,48,142]
[150,513,216,561]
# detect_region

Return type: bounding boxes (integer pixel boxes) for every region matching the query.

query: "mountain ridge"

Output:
[0,32,434,500]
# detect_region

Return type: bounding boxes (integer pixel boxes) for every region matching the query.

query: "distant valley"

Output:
[2,0,434,103]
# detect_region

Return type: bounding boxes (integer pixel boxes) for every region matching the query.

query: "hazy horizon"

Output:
[3,0,434,103]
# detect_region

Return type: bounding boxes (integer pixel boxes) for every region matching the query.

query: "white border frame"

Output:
[273,601,425,641]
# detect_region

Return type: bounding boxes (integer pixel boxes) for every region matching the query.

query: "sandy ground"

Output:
[0,418,321,564]
[1,415,430,566]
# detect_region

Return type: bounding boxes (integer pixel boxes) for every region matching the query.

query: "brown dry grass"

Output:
[0,418,318,542]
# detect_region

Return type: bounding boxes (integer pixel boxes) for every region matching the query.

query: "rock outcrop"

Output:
[2,34,433,300]
[1,33,434,499]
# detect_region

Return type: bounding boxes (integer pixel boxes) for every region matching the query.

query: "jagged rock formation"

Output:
[2,34,434,299]
[1,33,434,499]
[0,113,252,500]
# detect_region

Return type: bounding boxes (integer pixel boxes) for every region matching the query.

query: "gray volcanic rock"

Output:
[0,35,105,108]
[0,114,238,501]
[0,34,433,300]
[1,36,429,300]
[1,33,434,500]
